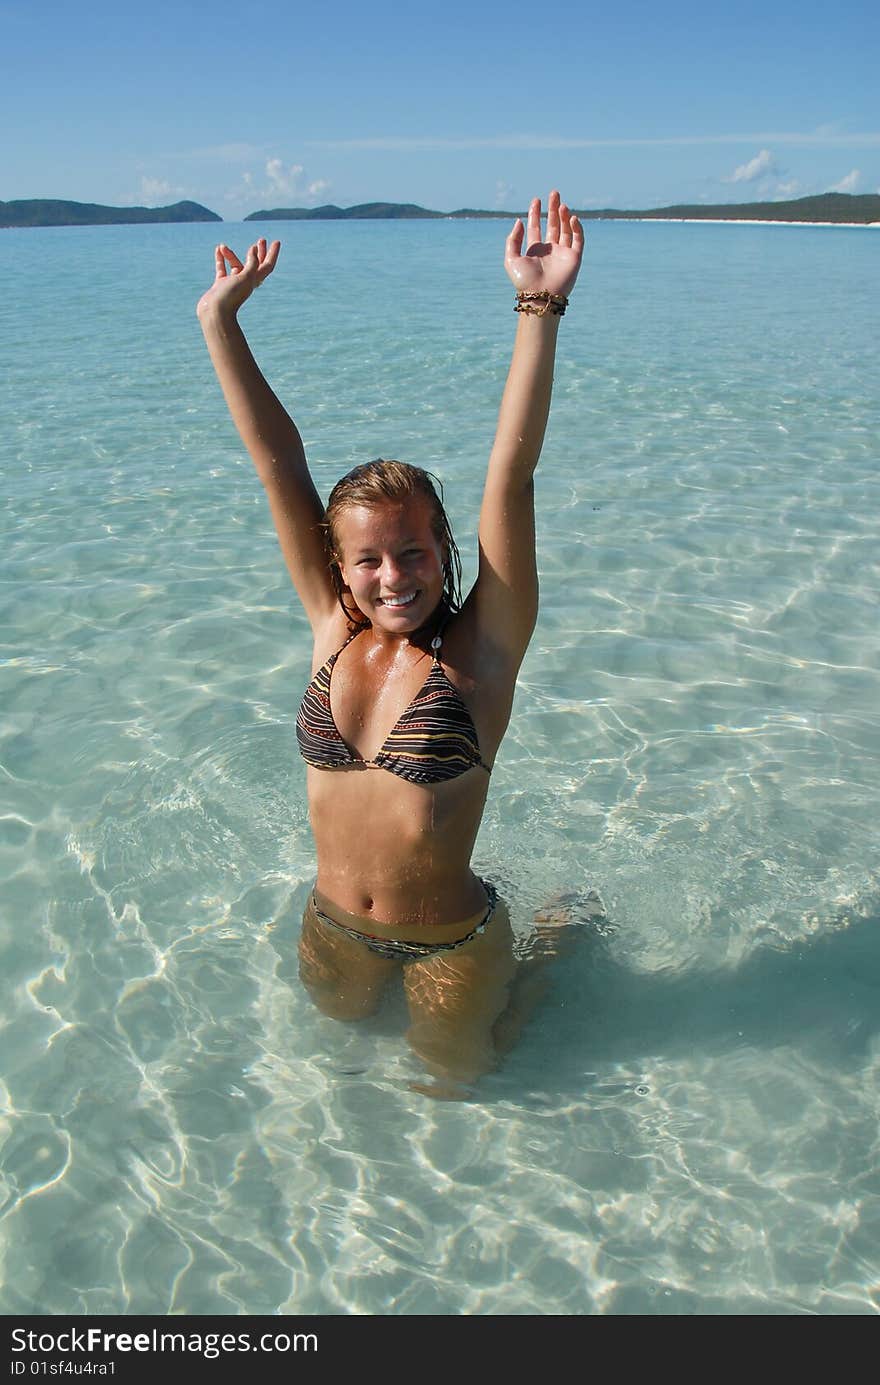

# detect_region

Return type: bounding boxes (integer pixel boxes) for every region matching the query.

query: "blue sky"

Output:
[3,0,877,218]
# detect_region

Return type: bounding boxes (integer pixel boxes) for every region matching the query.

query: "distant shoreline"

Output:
[601,218,879,228]
[3,192,879,229]
[243,192,880,226]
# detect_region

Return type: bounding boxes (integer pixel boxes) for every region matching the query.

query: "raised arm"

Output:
[197,240,336,630]
[473,191,584,659]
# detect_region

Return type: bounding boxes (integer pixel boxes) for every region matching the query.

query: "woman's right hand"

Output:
[196,238,281,320]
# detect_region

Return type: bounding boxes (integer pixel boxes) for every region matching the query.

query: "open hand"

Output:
[504,191,583,298]
[196,238,281,319]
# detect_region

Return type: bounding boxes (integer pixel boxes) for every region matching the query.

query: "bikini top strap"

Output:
[429,604,451,664]
[329,623,367,666]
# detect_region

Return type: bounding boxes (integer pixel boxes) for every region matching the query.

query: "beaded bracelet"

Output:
[514,291,569,317]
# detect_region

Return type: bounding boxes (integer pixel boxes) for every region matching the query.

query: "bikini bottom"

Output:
[308,880,498,962]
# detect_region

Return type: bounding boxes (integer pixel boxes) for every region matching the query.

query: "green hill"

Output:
[0,199,222,227]
[244,201,444,221]
[242,192,880,225]
[585,193,880,224]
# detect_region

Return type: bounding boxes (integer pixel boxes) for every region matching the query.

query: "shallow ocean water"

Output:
[2,218,879,1314]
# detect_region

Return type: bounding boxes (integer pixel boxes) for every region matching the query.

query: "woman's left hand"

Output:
[196,238,280,321]
[504,190,584,298]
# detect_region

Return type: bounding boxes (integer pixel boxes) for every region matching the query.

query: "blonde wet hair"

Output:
[324,459,463,625]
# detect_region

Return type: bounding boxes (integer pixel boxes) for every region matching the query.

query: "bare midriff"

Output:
[307,761,492,935]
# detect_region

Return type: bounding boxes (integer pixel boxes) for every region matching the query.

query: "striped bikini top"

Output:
[296,624,490,785]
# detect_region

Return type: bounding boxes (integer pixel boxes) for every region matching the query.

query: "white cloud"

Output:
[726,149,776,183]
[218,159,329,211]
[718,152,809,201]
[494,179,515,208]
[265,159,304,196]
[829,169,860,193]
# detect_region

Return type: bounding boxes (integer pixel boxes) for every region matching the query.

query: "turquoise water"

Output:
[2,219,879,1315]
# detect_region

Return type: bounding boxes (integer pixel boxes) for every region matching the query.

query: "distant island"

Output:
[245,193,879,225]
[0,199,222,228]
[584,193,880,224]
[246,201,445,222]
[247,201,465,221]
[3,192,877,229]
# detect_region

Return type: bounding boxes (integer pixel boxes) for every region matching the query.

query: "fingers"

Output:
[571,213,584,256]
[249,238,280,287]
[526,190,564,247]
[522,190,584,250]
[546,189,561,244]
[558,201,572,248]
[505,217,525,265]
[219,244,245,273]
[526,197,542,250]
[258,238,281,277]
[215,238,282,295]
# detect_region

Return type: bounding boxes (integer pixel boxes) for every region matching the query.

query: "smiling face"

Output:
[334,499,447,633]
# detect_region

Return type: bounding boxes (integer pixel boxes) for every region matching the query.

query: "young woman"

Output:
[198,191,584,1093]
